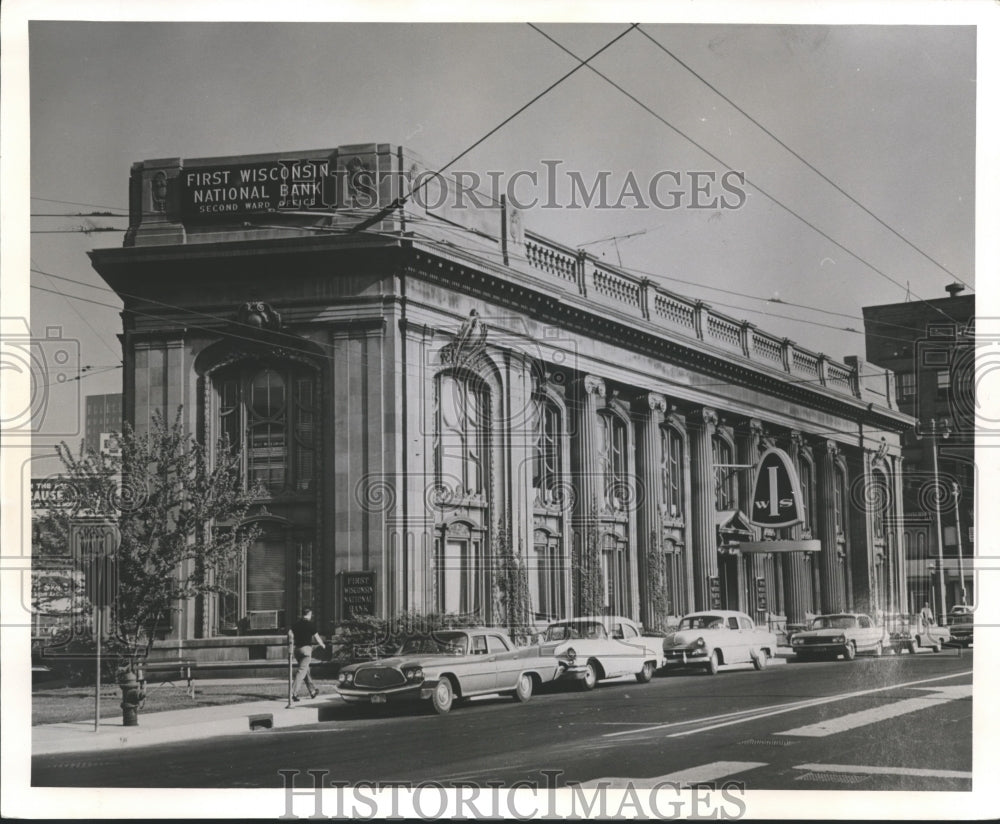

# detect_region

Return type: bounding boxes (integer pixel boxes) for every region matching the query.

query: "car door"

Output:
[857,616,878,650]
[488,633,520,691]
[724,616,745,662]
[461,633,498,694]
[737,616,757,663]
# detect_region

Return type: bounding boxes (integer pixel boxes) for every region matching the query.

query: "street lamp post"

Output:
[921,418,952,626]
[953,481,967,606]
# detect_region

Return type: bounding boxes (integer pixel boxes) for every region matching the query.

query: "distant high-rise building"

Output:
[84,393,122,453]
[863,284,975,616]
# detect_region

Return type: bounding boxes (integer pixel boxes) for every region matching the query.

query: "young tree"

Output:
[42,407,261,675]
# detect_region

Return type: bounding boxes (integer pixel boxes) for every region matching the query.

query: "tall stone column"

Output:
[689,407,719,611]
[737,420,765,619]
[636,392,667,628]
[571,375,606,615]
[817,440,848,613]
[782,431,812,625]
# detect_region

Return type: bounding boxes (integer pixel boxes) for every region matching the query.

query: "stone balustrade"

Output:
[519,230,894,408]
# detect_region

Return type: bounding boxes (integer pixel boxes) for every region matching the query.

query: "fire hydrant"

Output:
[119,670,146,727]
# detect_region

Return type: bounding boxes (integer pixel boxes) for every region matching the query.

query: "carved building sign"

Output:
[341,571,377,619]
[180,157,380,220]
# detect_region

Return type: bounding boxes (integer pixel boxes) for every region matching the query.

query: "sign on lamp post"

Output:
[70,518,120,732]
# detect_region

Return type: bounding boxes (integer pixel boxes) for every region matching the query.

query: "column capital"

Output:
[824,440,842,461]
[641,392,668,414]
[690,407,718,430]
[581,374,606,399]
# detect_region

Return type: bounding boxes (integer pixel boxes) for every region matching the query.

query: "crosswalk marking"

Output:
[577,761,768,788]
[777,684,971,738]
[795,763,972,780]
[607,670,971,740]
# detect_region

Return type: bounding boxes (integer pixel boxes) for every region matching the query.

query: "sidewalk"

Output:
[33,650,796,757]
[32,680,337,756]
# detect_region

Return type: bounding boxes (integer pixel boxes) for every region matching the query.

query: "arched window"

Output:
[601,533,631,616]
[799,454,815,535]
[660,425,684,519]
[215,362,317,494]
[533,529,564,620]
[712,435,737,511]
[871,468,889,542]
[532,396,561,506]
[599,412,628,511]
[437,373,488,496]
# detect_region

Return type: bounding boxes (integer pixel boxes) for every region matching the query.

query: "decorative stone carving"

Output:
[238,301,283,332]
[151,171,168,212]
[583,374,606,398]
[642,392,668,414]
[440,309,488,367]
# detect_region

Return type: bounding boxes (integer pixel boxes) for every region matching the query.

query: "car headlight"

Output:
[403,666,424,682]
[834,635,845,644]
[792,637,803,645]
[565,647,577,663]
[338,671,354,685]
[695,637,705,648]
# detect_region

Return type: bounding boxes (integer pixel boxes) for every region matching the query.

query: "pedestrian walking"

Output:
[919,601,935,631]
[288,607,326,701]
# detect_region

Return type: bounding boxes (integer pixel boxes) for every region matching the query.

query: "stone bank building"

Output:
[90,143,912,656]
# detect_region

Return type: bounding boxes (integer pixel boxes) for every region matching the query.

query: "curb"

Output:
[32,698,331,756]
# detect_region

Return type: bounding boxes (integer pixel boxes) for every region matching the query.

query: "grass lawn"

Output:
[32,680,333,726]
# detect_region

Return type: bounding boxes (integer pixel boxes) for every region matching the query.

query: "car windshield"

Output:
[544,621,607,641]
[398,632,468,656]
[811,615,858,630]
[678,615,726,630]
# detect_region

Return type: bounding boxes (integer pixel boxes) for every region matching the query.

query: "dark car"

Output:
[336,628,559,714]
[949,609,974,647]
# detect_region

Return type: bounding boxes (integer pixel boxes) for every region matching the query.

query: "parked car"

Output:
[661,610,777,675]
[883,613,950,654]
[948,609,974,647]
[790,613,885,660]
[540,616,662,690]
[336,627,559,714]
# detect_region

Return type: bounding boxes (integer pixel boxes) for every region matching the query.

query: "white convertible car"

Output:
[662,610,778,675]
[541,616,663,690]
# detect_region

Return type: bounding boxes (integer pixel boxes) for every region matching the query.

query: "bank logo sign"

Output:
[749,447,804,528]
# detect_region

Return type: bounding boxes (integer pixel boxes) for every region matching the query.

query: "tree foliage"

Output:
[492,523,534,644]
[573,504,605,617]
[36,408,261,673]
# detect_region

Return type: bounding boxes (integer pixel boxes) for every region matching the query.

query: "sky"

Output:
[16,18,980,461]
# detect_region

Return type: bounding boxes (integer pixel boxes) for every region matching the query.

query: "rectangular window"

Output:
[936,370,951,400]
[897,372,916,400]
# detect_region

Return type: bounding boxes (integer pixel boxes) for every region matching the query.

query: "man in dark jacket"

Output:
[288,607,326,700]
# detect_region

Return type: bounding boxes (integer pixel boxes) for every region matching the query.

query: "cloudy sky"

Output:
[9,9,987,460]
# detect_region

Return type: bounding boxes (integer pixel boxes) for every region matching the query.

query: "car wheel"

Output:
[635,661,656,683]
[752,648,768,671]
[906,641,916,655]
[705,650,720,675]
[844,641,856,661]
[430,678,454,714]
[579,662,599,691]
[931,640,942,653]
[512,673,534,703]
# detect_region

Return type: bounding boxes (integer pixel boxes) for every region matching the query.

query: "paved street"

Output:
[32,650,971,792]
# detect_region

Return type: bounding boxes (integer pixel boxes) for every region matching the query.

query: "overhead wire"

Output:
[525,24,965,329]
[348,23,641,234]
[634,24,971,291]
